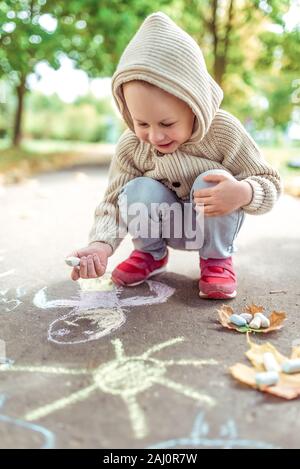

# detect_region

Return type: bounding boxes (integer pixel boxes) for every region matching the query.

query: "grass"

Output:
[262,145,300,178]
[261,145,300,196]
[0,138,114,182]
[0,142,76,180]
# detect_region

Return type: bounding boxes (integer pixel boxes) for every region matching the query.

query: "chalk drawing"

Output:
[0,248,25,313]
[0,358,14,366]
[0,297,22,312]
[34,280,175,344]
[0,287,25,313]
[16,287,27,298]
[0,339,14,366]
[148,411,280,449]
[78,275,115,291]
[0,338,217,439]
[0,394,55,449]
[0,349,14,368]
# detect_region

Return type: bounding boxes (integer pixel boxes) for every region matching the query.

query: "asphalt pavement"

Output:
[0,165,300,449]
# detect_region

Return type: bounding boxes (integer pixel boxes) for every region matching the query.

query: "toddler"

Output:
[67,12,281,299]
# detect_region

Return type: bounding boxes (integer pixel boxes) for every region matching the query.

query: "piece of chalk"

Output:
[249,316,262,329]
[240,313,253,324]
[255,371,279,387]
[263,352,281,372]
[65,256,80,267]
[254,313,270,328]
[281,359,300,374]
[229,314,247,327]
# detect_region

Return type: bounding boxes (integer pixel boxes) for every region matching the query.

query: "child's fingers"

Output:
[204,205,218,215]
[194,196,212,205]
[204,205,227,217]
[193,188,213,198]
[71,266,80,281]
[93,254,105,277]
[86,255,97,278]
[203,174,227,183]
[204,212,219,217]
[79,256,88,278]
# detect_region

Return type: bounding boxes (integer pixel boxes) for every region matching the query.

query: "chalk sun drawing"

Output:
[148,411,280,449]
[33,280,175,344]
[0,394,55,449]
[0,338,217,439]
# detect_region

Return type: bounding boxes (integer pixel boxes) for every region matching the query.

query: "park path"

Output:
[0,165,300,448]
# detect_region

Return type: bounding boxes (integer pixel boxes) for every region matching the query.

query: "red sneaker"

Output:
[111,249,168,286]
[199,257,237,299]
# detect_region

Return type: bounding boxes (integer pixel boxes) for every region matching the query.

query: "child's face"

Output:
[123,81,195,153]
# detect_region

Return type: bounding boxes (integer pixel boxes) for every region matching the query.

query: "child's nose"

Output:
[149,129,166,145]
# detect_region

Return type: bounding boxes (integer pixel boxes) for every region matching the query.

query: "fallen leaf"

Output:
[269,311,287,329]
[217,304,286,334]
[245,338,287,371]
[291,347,300,360]
[245,304,264,315]
[230,339,300,400]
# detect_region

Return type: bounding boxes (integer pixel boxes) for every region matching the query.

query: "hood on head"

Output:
[112,11,223,144]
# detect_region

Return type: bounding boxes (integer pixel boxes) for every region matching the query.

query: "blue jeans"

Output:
[118,169,245,260]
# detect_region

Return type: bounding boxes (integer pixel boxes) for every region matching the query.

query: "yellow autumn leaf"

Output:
[230,338,300,400]
[291,346,300,360]
[245,338,287,371]
[230,363,257,387]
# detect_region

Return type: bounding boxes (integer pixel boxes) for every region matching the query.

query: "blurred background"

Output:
[0,0,300,192]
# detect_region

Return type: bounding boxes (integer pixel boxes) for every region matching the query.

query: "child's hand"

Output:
[66,242,112,281]
[193,173,253,217]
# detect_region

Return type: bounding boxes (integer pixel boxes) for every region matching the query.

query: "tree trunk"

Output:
[214,56,226,87]
[211,0,235,87]
[12,76,26,147]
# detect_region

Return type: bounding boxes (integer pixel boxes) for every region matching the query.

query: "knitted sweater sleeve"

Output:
[212,111,282,215]
[88,130,142,252]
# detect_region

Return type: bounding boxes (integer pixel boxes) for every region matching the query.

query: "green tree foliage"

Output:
[0,0,172,146]
[0,0,75,145]
[24,92,120,142]
[165,0,299,133]
[1,0,299,145]
[61,0,172,77]
[254,26,300,131]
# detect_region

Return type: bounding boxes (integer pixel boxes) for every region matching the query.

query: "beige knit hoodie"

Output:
[89,11,282,252]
